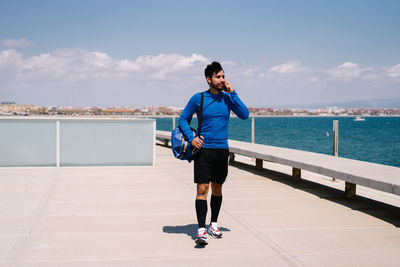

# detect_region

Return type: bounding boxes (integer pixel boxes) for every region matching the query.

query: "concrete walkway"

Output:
[1,143,400,266]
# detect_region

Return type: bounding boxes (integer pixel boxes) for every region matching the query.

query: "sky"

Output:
[0,0,399,108]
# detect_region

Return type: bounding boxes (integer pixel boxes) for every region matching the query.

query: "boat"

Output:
[353,116,366,122]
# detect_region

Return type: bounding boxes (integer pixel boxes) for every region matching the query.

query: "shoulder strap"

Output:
[197,92,204,137]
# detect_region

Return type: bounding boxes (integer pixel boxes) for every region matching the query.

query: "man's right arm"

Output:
[178,94,198,144]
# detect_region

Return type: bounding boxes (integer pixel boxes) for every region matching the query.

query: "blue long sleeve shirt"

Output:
[179,90,249,149]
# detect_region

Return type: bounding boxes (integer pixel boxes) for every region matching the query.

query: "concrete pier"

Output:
[1,143,400,266]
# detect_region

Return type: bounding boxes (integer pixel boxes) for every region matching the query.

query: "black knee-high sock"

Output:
[210,195,223,223]
[195,199,207,228]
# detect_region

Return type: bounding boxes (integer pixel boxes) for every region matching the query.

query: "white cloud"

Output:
[339,62,358,68]
[243,68,259,77]
[0,49,209,83]
[0,49,22,67]
[116,59,140,72]
[326,61,378,81]
[0,49,212,106]
[386,64,400,78]
[0,49,399,107]
[17,49,115,82]
[2,38,33,48]
[328,61,361,79]
[0,50,23,80]
[134,53,208,79]
[268,60,309,74]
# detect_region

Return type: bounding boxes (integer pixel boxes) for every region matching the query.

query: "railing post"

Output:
[251,117,255,144]
[333,120,338,157]
[172,116,176,130]
[56,120,60,167]
[332,120,339,181]
[293,167,301,181]
[345,182,356,198]
[256,158,263,170]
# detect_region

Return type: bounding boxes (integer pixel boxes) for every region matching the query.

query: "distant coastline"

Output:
[2,102,400,117]
[1,114,400,119]
[136,115,400,118]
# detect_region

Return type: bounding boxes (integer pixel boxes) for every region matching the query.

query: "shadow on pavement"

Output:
[230,160,400,228]
[163,224,231,240]
[163,224,231,248]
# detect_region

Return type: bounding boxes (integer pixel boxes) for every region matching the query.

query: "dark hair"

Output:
[204,61,223,79]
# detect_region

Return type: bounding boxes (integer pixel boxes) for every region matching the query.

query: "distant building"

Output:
[0,103,39,114]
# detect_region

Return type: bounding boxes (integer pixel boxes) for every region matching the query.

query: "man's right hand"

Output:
[191,136,204,149]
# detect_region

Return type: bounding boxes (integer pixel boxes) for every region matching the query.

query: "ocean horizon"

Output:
[155,116,400,168]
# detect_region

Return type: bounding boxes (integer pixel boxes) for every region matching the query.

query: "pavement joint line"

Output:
[50,199,194,204]
[42,212,194,217]
[0,252,282,263]
[294,250,400,256]
[222,203,306,267]
[50,189,192,192]
[0,225,390,238]
[242,225,394,232]
[7,169,61,266]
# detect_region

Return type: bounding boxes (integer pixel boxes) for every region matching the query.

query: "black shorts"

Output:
[194,148,229,184]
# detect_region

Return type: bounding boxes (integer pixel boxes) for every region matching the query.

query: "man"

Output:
[179,61,249,245]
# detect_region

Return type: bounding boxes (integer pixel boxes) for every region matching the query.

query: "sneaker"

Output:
[195,228,208,245]
[208,222,223,238]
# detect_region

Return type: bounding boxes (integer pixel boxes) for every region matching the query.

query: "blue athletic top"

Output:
[179,90,249,149]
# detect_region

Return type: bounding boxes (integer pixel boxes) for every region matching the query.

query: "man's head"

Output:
[205,61,226,91]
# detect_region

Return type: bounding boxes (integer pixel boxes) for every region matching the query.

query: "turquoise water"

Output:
[156,116,400,168]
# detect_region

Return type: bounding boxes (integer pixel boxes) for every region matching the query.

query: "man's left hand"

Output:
[224,82,234,93]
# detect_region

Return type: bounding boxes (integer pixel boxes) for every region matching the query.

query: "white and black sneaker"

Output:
[207,222,223,238]
[195,227,208,245]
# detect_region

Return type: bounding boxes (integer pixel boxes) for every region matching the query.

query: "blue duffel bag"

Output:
[171,92,203,162]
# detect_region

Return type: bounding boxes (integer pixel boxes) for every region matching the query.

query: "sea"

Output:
[155,116,400,168]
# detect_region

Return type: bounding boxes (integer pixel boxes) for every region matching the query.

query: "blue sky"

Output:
[1,0,399,107]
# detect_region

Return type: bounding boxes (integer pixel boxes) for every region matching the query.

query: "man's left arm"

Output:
[225,82,249,120]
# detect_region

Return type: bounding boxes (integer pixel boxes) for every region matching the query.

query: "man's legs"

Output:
[193,148,228,243]
[210,182,223,223]
[207,182,223,238]
[195,183,209,228]
[194,183,209,244]
[206,149,228,238]
[195,183,223,228]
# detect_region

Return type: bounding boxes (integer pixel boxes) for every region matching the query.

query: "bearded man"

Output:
[178,61,249,245]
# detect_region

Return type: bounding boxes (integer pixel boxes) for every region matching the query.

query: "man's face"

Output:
[207,70,226,91]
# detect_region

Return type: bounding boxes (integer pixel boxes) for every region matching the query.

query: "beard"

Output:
[210,81,223,92]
